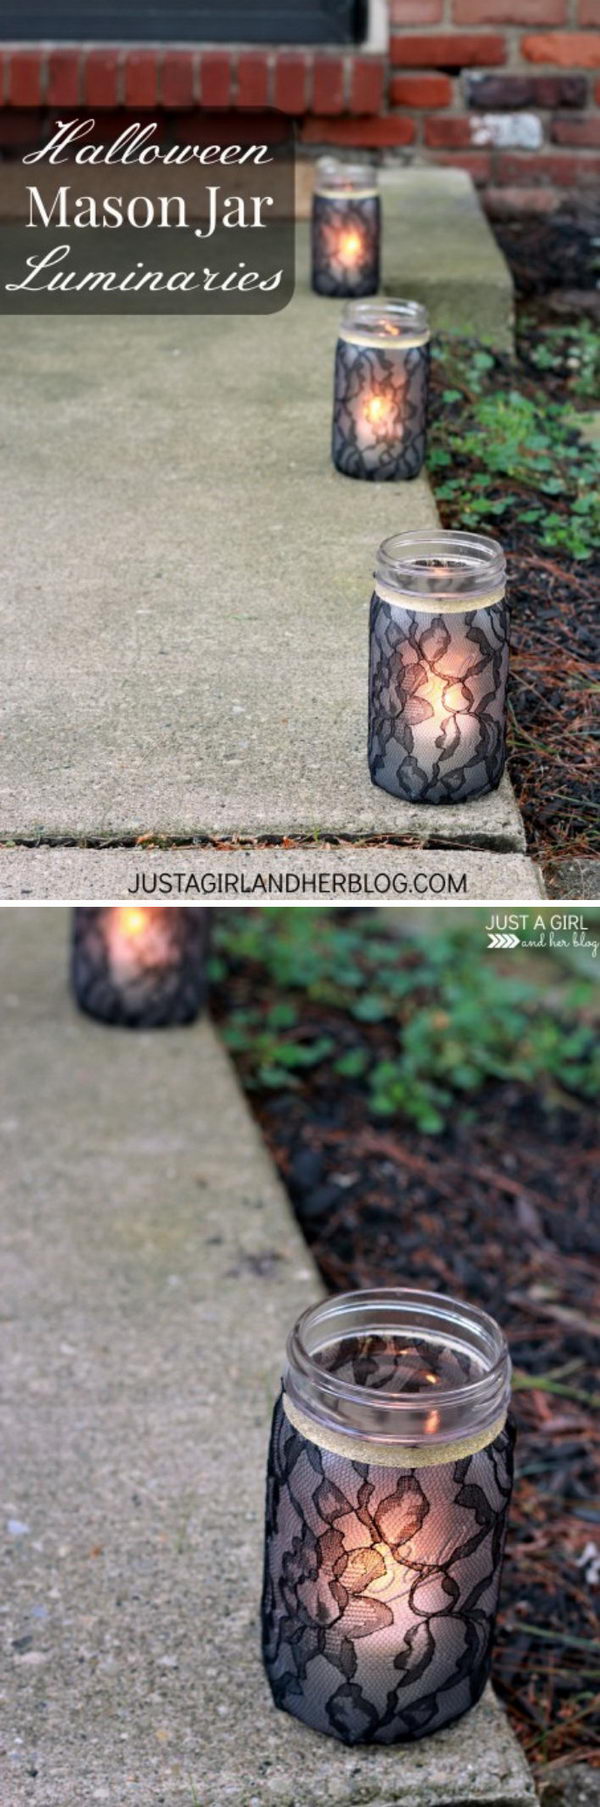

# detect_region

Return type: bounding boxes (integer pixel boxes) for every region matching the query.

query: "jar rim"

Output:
[284,1287,511,1450]
[375,530,506,603]
[315,154,378,192]
[341,298,430,340]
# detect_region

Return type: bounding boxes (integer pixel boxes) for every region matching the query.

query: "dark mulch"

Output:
[427,340,599,875]
[493,212,599,301]
[427,206,600,878]
[212,975,600,1772]
[503,549,597,875]
[502,220,599,879]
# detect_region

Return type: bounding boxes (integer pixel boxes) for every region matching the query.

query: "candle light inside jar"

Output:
[332,300,430,481]
[312,157,380,299]
[262,1289,514,1748]
[70,906,209,1028]
[368,530,510,805]
[106,906,172,987]
[339,228,364,266]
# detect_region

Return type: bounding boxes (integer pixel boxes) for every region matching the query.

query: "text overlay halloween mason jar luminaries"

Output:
[262,1288,514,1748]
[368,531,509,806]
[71,906,209,1028]
[312,158,380,299]
[333,300,430,481]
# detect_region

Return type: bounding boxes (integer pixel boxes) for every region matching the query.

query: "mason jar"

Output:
[333,299,430,480]
[312,157,380,298]
[368,530,509,805]
[262,1287,514,1747]
[71,906,210,1028]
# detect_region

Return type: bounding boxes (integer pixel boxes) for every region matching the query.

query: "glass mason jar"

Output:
[368,530,509,805]
[70,906,210,1028]
[312,157,380,299]
[262,1288,514,1747]
[332,300,430,481]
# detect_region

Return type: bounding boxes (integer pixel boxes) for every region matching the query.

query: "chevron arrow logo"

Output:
[487,932,521,949]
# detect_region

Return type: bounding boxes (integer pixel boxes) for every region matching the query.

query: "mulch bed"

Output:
[493,213,599,303]
[212,970,600,1774]
[427,210,599,880]
[427,341,599,879]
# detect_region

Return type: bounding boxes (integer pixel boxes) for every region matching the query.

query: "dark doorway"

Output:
[0,1,367,44]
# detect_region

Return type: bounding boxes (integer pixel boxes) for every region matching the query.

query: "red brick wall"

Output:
[1,6,599,218]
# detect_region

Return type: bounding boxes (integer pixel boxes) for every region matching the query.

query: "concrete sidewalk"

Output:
[0,911,537,1807]
[0,173,524,875]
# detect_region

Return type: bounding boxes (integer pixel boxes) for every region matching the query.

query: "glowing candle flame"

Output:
[118,907,148,939]
[107,906,173,985]
[364,394,391,428]
[340,229,362,265]
[369,1542,410,1606]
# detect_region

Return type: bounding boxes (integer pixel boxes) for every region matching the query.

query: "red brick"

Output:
[7,50,44,106]
[124,51,159,109]
[425,116,473,146]
[349,55,385,114]
[198,51,232,108]
[484,184,561,214]
[237,52,270,108]
[391,32,505,66]
[522,32,600,66]
[466,71,587,105]
[161,51,195,108]
[455,0,564,18]
[390,0,443,18]
[434,149,492,180]
[551,113,600,143]
[390,72,453,105]
[495,149,585,180]
[312,56,345,114]
[274,52,310,113]
[47,49,80,108]
[83,50,121,108]
[301,114,416,146]
[579,0,600,19]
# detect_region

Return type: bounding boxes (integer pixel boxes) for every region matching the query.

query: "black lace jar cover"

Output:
[312,158,380,298]
[368,530,510,805]
[333,300,430,481]
[71,906,210,1028]
[262,1289,514,1748]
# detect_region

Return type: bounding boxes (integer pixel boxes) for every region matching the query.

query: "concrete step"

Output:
[0,843,545,901]
[0,910,537,1806]
[0,180,524,874]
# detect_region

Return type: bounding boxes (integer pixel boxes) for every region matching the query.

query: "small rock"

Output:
[7,1520,30,1538]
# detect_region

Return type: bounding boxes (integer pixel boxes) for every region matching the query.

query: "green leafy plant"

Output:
[523,318,600,403]
[429,338,600,561]
[211,913,600,1136]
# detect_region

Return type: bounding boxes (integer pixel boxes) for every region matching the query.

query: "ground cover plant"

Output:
[210,908,600,1777]
[427,325,599,880]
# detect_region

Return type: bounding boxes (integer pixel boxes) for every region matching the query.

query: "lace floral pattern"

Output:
[312,195,380,298]
[332,338,429,480]
[262,1392,515,1746]
[368,593,510,805]
[71,907,210,1027]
